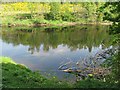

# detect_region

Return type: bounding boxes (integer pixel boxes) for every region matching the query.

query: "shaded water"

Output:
[0,25,112,81]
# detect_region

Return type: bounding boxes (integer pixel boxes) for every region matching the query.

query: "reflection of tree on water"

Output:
[1,25,111,54]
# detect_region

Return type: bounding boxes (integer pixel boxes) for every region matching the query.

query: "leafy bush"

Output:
[15,13,32,20]
[44,3,61,20]
[61,12,74,21]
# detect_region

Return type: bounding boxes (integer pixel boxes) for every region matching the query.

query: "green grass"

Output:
[1,57,72,88]
[1,56,118,88]
[0,57,16,64]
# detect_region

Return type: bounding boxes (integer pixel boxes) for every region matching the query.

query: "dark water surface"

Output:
[0,25,112,81]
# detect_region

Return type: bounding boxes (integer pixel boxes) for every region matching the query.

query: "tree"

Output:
[103,2,120,87]
[27,2,36,18]
[46,2,61,20]
[82,2,97,22]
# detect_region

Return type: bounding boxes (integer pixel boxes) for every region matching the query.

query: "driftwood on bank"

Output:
[58,47,118,79]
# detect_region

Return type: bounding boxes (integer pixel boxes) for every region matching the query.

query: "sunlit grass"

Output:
[0,56,16,64]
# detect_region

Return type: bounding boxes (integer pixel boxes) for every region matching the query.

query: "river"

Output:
[0,25,112,81]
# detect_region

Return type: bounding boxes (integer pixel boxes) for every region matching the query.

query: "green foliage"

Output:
[27,3,36,15]
[102,2,120,87]
[15,13,32,20]
[74,79,117,88]
[101,52,120,88]
[45,2,61,20]
[1,2,106,25]
[61,12,74,21]
[82,3,97,22]
[103,2,120,54]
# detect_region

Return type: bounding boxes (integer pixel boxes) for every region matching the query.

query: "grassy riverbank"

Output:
[1,57,72,88]
[1,15,112,27]
[1,15,68,27]
[0,56,118,88]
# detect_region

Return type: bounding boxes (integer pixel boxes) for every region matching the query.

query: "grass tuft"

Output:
[0,56,16,64]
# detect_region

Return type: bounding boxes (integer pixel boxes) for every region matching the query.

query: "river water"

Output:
[0,25,112,81]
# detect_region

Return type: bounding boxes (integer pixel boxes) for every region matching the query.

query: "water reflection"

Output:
[1,25,111,53]
[0,25,112,80]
